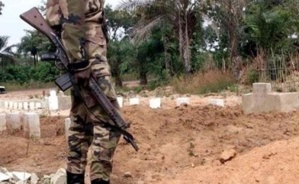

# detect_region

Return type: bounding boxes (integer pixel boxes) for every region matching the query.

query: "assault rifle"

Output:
[20,7,139,151]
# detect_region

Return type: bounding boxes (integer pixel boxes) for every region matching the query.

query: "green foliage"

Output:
[0,62,59,85]
[17,30,55,57]
[246,69,259,85]
[198,78,235,94]
[244,0,299,55]
[30,62,59,82]
[0,36,16,65]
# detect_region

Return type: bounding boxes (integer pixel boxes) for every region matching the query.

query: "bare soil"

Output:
[1,89,299,184]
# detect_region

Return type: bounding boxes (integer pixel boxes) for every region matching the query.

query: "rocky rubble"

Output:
[0,167,66,184]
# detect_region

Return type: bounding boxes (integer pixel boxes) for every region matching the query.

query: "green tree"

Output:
[105,5,138,86]
[108,39,136,87]
[18,30,55,66]
[244,0,299,55]
[120,0,202,74]
[0,36,17,68]
[205,0,250,80]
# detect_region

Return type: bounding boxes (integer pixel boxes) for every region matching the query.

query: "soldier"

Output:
[46,1,121,184]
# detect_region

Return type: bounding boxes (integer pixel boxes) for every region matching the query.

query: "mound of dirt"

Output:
[1,90,299,184]
[161,137,299,184]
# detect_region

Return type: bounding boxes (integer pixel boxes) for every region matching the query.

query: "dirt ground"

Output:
[1,88,299,184]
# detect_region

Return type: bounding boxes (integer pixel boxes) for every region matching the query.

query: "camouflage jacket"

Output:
[46,0,105,27]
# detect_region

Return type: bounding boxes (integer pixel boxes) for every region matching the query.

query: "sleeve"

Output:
[60,0,87,65]
[45,0,61,27]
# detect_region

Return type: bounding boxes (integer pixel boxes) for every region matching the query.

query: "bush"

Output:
[0,62,59,84]
[246,69,259,85]
[171,70,236,95]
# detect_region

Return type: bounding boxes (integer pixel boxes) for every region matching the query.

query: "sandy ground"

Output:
[1,88,299,184]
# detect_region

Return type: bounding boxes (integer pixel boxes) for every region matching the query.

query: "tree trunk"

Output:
[112,58,123,87]
[177,0,191,74]
[115,75,123,87]
[139,59,147,85]
[229,29,241,81]
[178,9,184,66]
[183,10,191,73]
[163,35,173,77]
[139,70,147,85]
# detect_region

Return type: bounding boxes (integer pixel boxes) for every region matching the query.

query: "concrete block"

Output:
[0,114,6,132]
[242,93,254,114]
[273,92,299,112]
[253,83,272,95]
[58,96,71,110]
[253,83,272,108]
[49,90,59,111]
[117,97,124,108]
[50,168,66,184]
[65,118,71,141]
[36,102,42,109]
[24,102,29,110]
[149,98,161,109]
[42,98,49,109]
[0,172,11,182]
[129,98,140,106]
[13,102,18,110]
[29,102,35,110]
[23,112,41,139]
[18,102,23,110]
[9,102,13,109]
[242,91,299,114]
[11,171,31,181]
[176,97,190,106]
[6,112,22,132]
[208,99,224,107]
[4,101,8,109]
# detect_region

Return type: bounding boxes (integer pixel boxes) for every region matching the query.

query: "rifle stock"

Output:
[20,8,54,41]
[20,7,139,152]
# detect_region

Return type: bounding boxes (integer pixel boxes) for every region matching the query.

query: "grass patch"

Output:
[170,70,236,95]
[2,81,56,92]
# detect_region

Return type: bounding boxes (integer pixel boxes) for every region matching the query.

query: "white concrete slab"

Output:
[9,102,13,109]
[65,118,71,141]
[117,97,124,108]
[0,172,11,182]
[11,171,31,181]
[6,112,22,132]
[49,90,59,111]
[24,102,29,111]
[13,102,18,110]
[36,102,42,109]
[4,101,8,109]
[29,102,35,110]
[0,114,6,132]
[129,98,140,106]
[208,99,224,107]
[18,102,23,110]
[23,112,41,139]
[149,98,161,109]
[176,97,190,106]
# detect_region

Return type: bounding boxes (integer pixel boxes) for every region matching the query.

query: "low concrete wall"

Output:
[242,83,299,114]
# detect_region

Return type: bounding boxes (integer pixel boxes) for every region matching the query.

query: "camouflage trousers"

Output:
[67,83,121,181]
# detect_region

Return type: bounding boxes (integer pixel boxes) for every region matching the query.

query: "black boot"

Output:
[66,171,85,184]
[91,178,110,184]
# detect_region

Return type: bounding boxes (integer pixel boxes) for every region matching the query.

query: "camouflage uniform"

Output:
[46,0,121,182]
